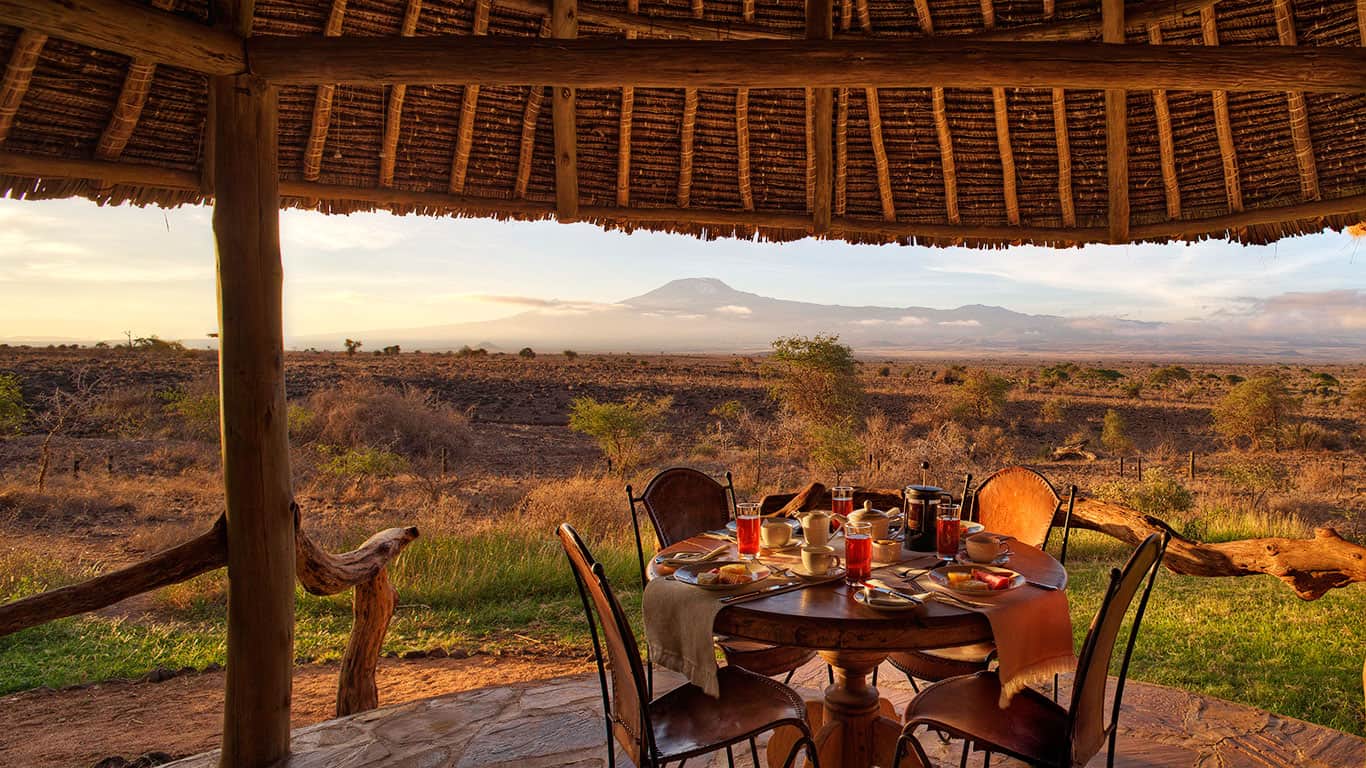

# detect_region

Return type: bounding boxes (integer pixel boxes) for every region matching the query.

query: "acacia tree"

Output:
[950,369,1012,421]
[0,374,25,438]
[569,394,673,475]
[763,334,865,480]
[34,369,100,492]
[1212,375,1298,451]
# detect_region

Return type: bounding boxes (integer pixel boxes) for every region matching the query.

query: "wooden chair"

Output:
[887,467,1076,690]
[892,532,1169,768]
[558,523,821,768]
[627,467,818,686]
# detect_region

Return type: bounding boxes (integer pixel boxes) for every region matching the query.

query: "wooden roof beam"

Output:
[865,88,895,222]
[616,0,639,207]
[677,87,698,207]
[1052,87,1074,226]
[93,0,178,193]
[981,1,1019,227]
[735,88,753,211]
[912,1,959,225]
[513,19,552,199]
[302,0,348,182]
[551,0,578,220]
[835,87,847,217]
[808,0,833,235]
[1147,24,1181,219]
[0,30,45,143]
[0,0,244,75]
[379,0,423,188]
[449,0,492,194]
[247,39,1366,92]
[1103,0,1129,243]
[1272,0,1319,201]
[1201,6,1243,213]
[5,149,1364,244]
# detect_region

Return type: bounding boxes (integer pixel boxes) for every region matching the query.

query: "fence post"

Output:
[106,454,114,475]
[73,458,81,478]
[1137,456,1144,481]
[1119,457,1125,477]
[1189,450,1196,479]
[440,447,448,477]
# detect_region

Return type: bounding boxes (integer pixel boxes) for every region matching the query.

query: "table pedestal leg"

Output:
[765,652,922,768]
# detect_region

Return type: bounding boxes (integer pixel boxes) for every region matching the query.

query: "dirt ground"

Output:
[0,655,593,768]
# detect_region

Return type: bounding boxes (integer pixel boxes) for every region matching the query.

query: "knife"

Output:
[719,575,843,604]
[1025,579,1060,591]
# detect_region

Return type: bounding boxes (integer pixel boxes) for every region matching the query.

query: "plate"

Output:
[787,563,847,581]
[727,518,802,533]
[960,520,986,536]
[853,587,921,612]
[673,560,772,590]
[955,549,1012,567]
[928,564,1024,593]
[760,537,804,553]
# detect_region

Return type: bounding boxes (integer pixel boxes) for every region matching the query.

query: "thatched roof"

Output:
[0,0,1363,247]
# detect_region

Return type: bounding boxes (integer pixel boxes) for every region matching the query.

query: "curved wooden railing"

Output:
[0,504,418,717]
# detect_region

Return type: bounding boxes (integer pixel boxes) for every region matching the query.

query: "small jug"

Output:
[797,508,833,546]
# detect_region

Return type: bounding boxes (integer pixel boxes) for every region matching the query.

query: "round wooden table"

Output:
[649,538,1068,768]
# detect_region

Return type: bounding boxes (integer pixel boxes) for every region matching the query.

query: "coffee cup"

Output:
[761,521,792,548]
[801,545,840,575]
[965,533,1007,563]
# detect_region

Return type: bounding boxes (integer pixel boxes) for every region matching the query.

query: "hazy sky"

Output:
[0,196,1361,341]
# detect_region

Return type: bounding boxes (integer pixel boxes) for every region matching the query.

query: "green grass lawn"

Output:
[2,529,1362,736]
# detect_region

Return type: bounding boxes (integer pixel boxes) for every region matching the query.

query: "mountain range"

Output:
[289,278,1366,361]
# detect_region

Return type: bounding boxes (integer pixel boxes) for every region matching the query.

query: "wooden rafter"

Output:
[853,0,871,32]
[736,88,753,210]
[617,0,639,207]
[1360,0,1366,45]
[808,0,833,234]
[835,87,847,217]
[678,87,698,207]
[1103,0,1129,242]
[980,2,1018,226]
[7,150,1366,244]
[449,0,492,194]
[302,0,348,181]
[552,0,578,220]
[0,30,45,143]
[379,0,423,188]
[1052,88,1074,226]
[804,87,814,211]
[92,0,178,193]
[691,0,702,18]
[912,1,959,225]
[513,19,552,200]
[865,88,895,222]
[1201,6,1243,213]
[742,0,755,22]
[1272,0,1319,201]
[1147,24,1181,219]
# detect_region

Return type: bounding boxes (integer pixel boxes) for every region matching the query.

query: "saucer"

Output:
[788,563,847,581]
[955,550,1012,566]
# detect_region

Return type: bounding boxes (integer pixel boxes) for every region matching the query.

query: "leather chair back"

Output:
[1067,533,1167,766]
[639,467,732,547]
[971,466,1061,548]
[559,524,652,765]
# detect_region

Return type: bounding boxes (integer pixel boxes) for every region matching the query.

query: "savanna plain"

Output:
[0,344,1363,766]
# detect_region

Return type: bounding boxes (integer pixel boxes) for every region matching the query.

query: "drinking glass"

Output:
[845,520,873,584]
[936,502,962,559]
[832,486,855,518]
[736,502,762,561]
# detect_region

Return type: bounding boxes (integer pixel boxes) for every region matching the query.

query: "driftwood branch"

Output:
[1071,496,1366,600]
[0,515,228,637]
[761,482,903,516]
[294,504,420,715]
[1050,439,1097,462]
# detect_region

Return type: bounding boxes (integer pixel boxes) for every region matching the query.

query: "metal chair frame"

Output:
[562,524,820,768]
[892,532,1170,768]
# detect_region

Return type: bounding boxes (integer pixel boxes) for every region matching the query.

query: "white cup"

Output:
[801,545,840,575]
[965,533,1006,563]
[761,521,792,547]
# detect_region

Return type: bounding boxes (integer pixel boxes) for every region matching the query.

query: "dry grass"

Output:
[304,381,473,466]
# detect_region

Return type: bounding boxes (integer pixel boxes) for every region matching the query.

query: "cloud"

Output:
[851,315,927,327]
[467,294,624,316]
[896,315,928,326]
[714,305,753,316]
[1209,290,1366,335]
[938,319,981,327]
[280,210,407,252]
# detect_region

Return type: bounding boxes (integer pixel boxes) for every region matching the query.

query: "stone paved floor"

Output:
[166,659,1364,768]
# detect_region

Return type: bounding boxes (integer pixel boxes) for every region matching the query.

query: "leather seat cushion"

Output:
[649,666,808,761]
[904,670,1070,767]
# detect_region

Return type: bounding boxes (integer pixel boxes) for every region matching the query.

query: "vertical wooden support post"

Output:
[807,0,832,235]
[1189,450,1196,479]
[551,0,578,221]
[1103,0,1128,243]
[213,73,295,768]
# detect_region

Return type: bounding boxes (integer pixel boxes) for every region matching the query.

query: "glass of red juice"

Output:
[845,521,873,584]
[832,486,854,528]
[936,502,962,559]
[736,502,762,561]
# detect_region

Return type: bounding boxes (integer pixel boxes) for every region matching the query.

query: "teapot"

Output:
[839,501,902,541]
[796,508,834,546]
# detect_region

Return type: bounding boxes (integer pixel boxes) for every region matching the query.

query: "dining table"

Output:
[647,534,1068,768]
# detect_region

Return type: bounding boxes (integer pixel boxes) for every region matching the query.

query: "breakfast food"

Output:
[696,563,755,586]
[972,568,1014,590]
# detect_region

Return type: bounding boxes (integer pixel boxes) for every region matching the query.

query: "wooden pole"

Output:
[1189,450,1196,479]
[1103,0,1128,243]
[807,0,833,235]
[551,0,579,221]
[212,74,295,768]
[246,37,1366,92]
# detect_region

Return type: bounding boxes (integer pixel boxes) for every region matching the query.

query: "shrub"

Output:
[1094,471,1193,518]
[344,338,362,356]
[1212,376,1298,451]
[1225,374,1245,385]
[1080,368,1125,384]
[0,374,25,437]
[318,445,408,477]
[1122,381,1143,399]
[807,421,863,480]
[1038,363,1077,386]
[1101,408,1133,453]
[562,349,578,359]
[287,404,315,440]
[877,366,891,377]
[1218,459,1289,496]
[568,394,672,474]
[764,334,864,429]
[1280,421,1342,451]
[1040,396,1069,424]
[1149,365,1192,386]
[306,381,472,467]
[161,383,220,440]
[457,345,489,358]
[519,347,536,359]
[949,369,1012,421]
[931,365,966,385]
[1345,383,1366,412]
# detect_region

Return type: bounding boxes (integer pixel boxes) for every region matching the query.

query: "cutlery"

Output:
[862,580,924,604]
[1025,579,1060,591]
[927,592,992,610]
[719,575,842,605]
[656,545,729,566]
[700,532,736,542]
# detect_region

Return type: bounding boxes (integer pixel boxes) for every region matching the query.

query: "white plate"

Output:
[673,560,771,590]
[760,537,804,552]
[787,563,847,581]
[853,588,921,612]
[955,550,1012,567]
[928,564,1024,593]
[960,521,986,536]
[728,518,802,533]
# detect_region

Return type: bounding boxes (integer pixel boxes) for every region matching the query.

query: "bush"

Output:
[1101,409,1133,453]
[1280,421,1342,451]
[1149,365,1192,386]
[518,347,536,359]
[1038,363,1077,386]
[1218,459,1289,496]
[877,366,891,377]
[1080,368,1125,384]
[1212,376,1298,451]
[1095,471,1193,518]
[457,345,489,358]
[161,383,220,441]
[568,394,672,474]
[1040,396,1069,424]
[562,349,578,359]
[318,446,408,477]
[807,421,863,479]
[764,335,863,429]
[306,381,472,468]
[931,365,966,385]
[949,369,1012,421]
[0,374,26,437]
[1346,383,1366,413]
[1122,381,1143,399]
